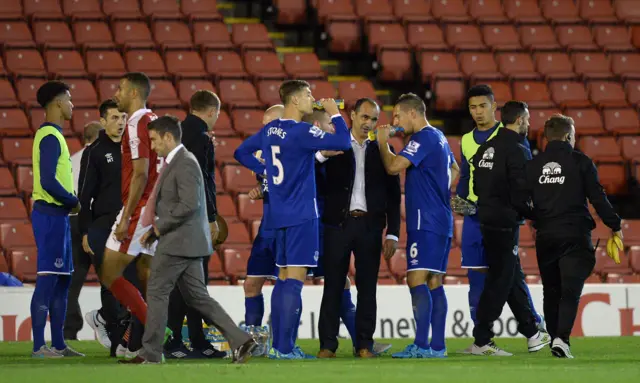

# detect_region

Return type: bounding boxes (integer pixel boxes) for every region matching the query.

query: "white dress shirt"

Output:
[165,144,184,164]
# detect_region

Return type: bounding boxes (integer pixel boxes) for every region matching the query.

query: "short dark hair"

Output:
[36,81,70,108]
[544,114,575,141]
[190,90,220,112]
[83,122,103,144]
[148,115,182,142]
[122,72,151,100]
[396,93,426,115]
[500,101,529,125]
[353,98,378,113]
[99,99,119,119]
[279,80,310,104]
[467,84,495,102]
[302,110,329,125]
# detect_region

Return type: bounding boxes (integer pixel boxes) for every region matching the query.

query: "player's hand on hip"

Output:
[383,238,397,260]
[320,150,344,158]
[319,98,340,116]
[114,219,130,242]
[248,186,263,200]
[82,234,94,255]
[71,201,81,215]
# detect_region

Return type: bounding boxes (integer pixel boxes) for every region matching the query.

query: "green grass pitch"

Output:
[1,338,639,383]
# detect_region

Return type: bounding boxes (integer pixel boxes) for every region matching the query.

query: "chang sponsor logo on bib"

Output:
[478,147,494,169]
[539,162,565,184]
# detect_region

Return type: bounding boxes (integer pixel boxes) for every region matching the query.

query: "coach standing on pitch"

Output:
[470,101,550,356]
[526,114,622,358]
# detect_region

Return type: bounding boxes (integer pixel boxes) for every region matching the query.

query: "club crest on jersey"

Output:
[539,162,565,184]
[129,137,141,150]
[478,147,494,169]
[308,125,326,139]
[403,140,421,156]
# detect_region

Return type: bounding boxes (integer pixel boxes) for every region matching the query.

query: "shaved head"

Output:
[83,121,103,145]
[263,104,284,124]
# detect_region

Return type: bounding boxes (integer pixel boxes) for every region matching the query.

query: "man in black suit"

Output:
[316,98,401,358]
[163,90,225,359]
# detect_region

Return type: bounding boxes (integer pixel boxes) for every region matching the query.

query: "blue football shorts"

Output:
[406,230,452,274]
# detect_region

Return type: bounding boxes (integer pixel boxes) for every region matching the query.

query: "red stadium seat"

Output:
[112,21,155,50]
[519,223,535,247]
[629,246,640,273]
[73,21,115,49]
[520,25,561,51]
[388,249,407,282]
[215,166,224,194]
[147,80,181,108]
[602,109,640,135]
[392,0,433,24]
[593,26,635,53]
[468,0,508,23]
[367,23,408,54]
[419,52,462,83]
[606,274,640,284]
[96,78,120,102]
[504,0,545,24]
[231,109,264,136]
[193,22,233,50]
[231,23,273,50]
[0,197,28,224]
[611,53,640,79]
[65,79,98,108]
[1,138,34,165]
[125,50,167,77]
[548,81,590,108]
[625,80,640,107]
[208,254,226,281]
[181,0,222,21]
[165,51,206,78]
[283,53,325,79]
[152,21,193,50]
[338,80,377,109]
[620,136,640,161]
[205,51,248,80]
[223,165,258,193]
[257,80,283,106]
[433,79,466,111]
[528,108,561,137]
[24,0,63,18]
[15,78,47,107]
[459,53,502,81]
[177,79,216,106]
[308,80,337,99]
[4,49,46,78]
[512,81,554,108]
[0,0,23,20]
[274,0,307,25]
[9,247,38,282]
[45,50,87,78]
[594,246,631,275]
[378,49,413,82]
[86,51,126,77]
[222,247,250,281]
[214,110,235,137]
[71,108,100,135]
[496,53,540,80]
[587,81,628,108]
[33,21,74,49]
[0,21,35,49]
[482,25,521,51]
[215,137,243,164]
[578,136,623,162]
[218,80,261,109]
[216,194,237,217]
[0,253,7,273]
[29,108,72,137]
[555,26,597,51]
[354,0,393,20]
[237,194,263,221]
[597,163,626,195]
[316,0,356,24]
[62,0,104,19]
[535,52,576,80]
[446,25,485,51]
[223,222,251,246]
[243,51,286,80]
[518,247,539,275]
[102,0,142,19]
[541,0,580,24]
[573,53,614,81]
[431,0,470,23]
[141,0,181,18]
[447,136,462,164]
[579,0,617,24]
[453,216,463,246]
[564,109,605,136]
[0,167,16,196]
[406,24,447,51]
[327,20,361,53]
[0,222,36,249]
[0,109,30,137]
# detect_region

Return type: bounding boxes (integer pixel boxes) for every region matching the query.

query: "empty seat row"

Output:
[315,0,640,25]
[0,137,82,165]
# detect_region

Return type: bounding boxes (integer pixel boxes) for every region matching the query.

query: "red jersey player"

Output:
[99,72,161,327]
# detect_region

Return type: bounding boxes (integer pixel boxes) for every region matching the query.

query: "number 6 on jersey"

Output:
[271,145,284,185]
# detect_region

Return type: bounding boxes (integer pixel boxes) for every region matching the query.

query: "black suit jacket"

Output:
[320,139,401,238]
[181,114,217,222]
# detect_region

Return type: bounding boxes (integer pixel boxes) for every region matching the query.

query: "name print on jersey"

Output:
[478,147,494,170]
[268,126,287,139]
[539,161,565,184]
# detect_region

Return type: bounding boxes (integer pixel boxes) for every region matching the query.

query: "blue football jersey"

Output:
[399,126,455,237]
[235,115,351,229]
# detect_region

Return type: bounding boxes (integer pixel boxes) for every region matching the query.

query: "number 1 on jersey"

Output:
[271,145,284,185]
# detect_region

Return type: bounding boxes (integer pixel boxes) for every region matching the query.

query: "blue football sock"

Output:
[340,289,357,341]
[430,286,448,351]
[50,275,71,350]
[523,282,542,324]
[270,279,283,350]
[292,299,302,346]
[410,284,432,350]
[245,294,265,326]
[30,275,57,352]
[468,269,486,325]
[278,279,303,354]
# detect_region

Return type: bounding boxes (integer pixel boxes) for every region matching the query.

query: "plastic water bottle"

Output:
[368,126,405,141]
[313,99,345,110]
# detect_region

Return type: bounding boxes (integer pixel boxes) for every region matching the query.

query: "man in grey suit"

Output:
[119,115,256,364]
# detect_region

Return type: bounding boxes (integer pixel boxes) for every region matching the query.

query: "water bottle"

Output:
[313,99,345,110]
[368,126,405,141]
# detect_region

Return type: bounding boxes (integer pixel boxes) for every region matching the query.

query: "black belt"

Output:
[349,210,367,218]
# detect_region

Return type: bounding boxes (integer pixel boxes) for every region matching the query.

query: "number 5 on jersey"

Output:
[271,145,284,185]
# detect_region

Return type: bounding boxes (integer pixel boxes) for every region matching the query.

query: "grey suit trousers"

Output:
[139,251,250,362]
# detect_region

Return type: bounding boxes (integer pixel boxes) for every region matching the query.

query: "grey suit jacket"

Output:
[154,147,213,257]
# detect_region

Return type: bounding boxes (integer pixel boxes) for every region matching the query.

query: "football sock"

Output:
[468,269,486,325]
[410,284,432,350]
[110,276,147,324]
[430,286,448,352]
[278,279,303,354]
[340,289,357,341]
[50,275,71,350]
[523,282,543,324]
[30,274,57,352]
[244,294,264,326]
[292,300,303,346]
[270,279,283,351]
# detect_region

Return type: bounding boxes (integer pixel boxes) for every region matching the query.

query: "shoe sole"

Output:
[528,339,551,353]
[551,345,573,358]
[84,312,111,349]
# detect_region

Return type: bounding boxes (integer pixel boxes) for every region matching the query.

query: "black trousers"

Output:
[536,235,595,345]
[319,215,383,352]
[64,220,139,339]
[473,225,539,346]
[166,255,210,349]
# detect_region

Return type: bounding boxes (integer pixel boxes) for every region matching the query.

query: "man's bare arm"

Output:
[122,158,149,220]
